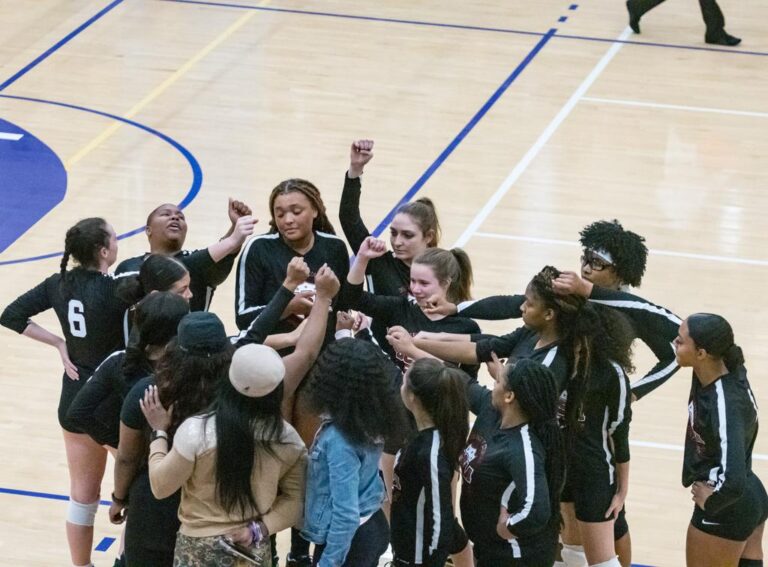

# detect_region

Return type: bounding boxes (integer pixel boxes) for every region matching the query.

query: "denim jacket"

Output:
[301,421,385,567]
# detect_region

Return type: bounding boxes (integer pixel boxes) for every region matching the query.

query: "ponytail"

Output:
[396,197,441,247]
[405,358,469,468]
[59,218,111,297]
[503,358,565,529]
[688,312,744,371]
[116,254,188,305]
[413,247,474,304]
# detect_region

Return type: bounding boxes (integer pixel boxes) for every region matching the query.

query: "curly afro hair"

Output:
[579,220,648,287]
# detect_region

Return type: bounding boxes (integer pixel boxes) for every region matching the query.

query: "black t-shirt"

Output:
[234,231,349,331]
[115,248,235,312]
[121,375,155,432]
[1,267,132,376]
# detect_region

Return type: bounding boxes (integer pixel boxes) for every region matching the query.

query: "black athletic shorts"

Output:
[690,473,768,541]
[561,466,617,523]
[59,371,87,433]
[614,507,629,540]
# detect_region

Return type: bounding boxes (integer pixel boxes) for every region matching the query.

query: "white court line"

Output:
[474,232,768,267]
[582,96,768,119]
[0,132,23,141]
[631,440,768,462]
[453,27,634,248]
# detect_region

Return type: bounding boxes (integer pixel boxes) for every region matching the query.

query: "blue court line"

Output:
[161,0,768,58]
[95,537,116,552]
[0,0,125,92]
[370,28,557,237]
[0,94,203,267]
[0,486,110,506]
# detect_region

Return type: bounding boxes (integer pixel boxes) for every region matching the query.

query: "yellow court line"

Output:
[65,0,270,169]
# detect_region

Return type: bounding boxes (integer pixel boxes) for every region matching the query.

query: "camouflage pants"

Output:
[173,532,272,567]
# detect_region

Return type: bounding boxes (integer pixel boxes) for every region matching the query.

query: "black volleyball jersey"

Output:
[471,326,569,392]
[391,428,461,563]
[339,173,411,297]
[116,248,235,312]
[234,231,349,331]
[67,350,151,448]
[343,282,481,376]
[564,359,632,482]
[457,288,682,400]
[1,267,132,376]
[460,381,556,562]
[682,366,760,516]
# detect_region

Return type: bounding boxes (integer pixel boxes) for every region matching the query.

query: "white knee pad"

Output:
[66,498,99,526]
[561,544,588,567]
[589,558,621,567]
[553,562,567,567]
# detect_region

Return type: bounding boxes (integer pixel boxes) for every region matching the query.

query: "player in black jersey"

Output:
[67,292,190,448]
[674,314,767,567]
[117,253,193,305]
[0,217,132,567]
[402,267,572,391]
[115,199,254,312]
[392,358,472,567]
[347,237,481,377]
[235,178,348,333]
[339,140,442,353]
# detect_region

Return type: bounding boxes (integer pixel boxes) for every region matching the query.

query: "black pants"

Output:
[312,509,389,567]
[627,0,726,35]
[124,470,180,567]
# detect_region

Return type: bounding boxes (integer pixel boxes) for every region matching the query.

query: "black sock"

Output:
[739,559,763,567]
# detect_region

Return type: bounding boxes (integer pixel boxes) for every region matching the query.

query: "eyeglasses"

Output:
[580,253,613,272]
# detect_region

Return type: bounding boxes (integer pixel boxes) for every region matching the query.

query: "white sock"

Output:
[589,558,621,567]
[562,544,588,567]
[554,562,567,567]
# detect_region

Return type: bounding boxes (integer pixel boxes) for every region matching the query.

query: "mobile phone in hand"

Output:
[216,536,260,565]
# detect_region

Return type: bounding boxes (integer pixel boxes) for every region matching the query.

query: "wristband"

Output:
[150,430,169,442]
[111,492,128,506]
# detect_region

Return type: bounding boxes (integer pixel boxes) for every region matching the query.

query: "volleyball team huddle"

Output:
[2,140,764,567]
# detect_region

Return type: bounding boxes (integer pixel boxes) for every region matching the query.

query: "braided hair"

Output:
[503,358,565,530]
[687,313,745,372]
[122,292,189,379]
[579,219,648,287]
[307,338,407,446]
[404,358,469,467]
[60,218,111,297]
[268,178,336,235]
[529,266,634,429]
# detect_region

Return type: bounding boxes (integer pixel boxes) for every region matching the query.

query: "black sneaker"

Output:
[705,32,742,46]
[626,0,642,33]
[285,553,312,567]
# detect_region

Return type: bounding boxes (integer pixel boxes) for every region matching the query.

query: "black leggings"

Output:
[312,509,389,567]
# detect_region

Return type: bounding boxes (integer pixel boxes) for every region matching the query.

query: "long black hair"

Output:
[117,254,188,305]
[687,313,744,372]
[503,358,565,530]
[155,340,233,436]
[210,378,286,519]
[307,338,407,446]
[404,358,469,468]
[122,292,189,378]
[60,217,111,297]
[530,266,634,428]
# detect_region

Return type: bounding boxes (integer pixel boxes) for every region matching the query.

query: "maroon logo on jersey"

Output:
[687,401,706,455]
[460,433,487,484]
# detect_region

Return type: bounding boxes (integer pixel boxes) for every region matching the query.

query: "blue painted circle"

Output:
[0,94,203,266]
